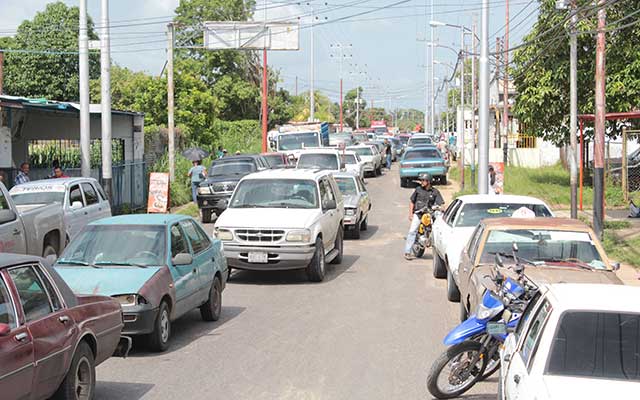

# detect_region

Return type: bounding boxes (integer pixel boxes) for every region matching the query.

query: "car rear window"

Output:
[297,154,339,170]
[403,149,441,160]
[547,311,640,381]
[455,203,552,227]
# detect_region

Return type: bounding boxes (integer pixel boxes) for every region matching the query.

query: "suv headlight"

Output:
[113,294,144,306]
[345,208,356,216]
[198,186,212,195]
[214,228,233,240]
[286,229,311,242]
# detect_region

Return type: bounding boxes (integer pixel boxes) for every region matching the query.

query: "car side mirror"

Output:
[323,199,337,210]
[611,261,621,271]
[71,201,83,210]
[0,323,10,337]
[172,253,193,266]
[0,209,17,225]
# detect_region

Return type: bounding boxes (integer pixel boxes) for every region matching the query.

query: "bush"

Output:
[197,120,261,154]
[149,154,214,207]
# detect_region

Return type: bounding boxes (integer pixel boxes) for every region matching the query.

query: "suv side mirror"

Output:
[323,199,337,210]
[0,209,17,225]
[172,253,193,266]
[71,201,83,210]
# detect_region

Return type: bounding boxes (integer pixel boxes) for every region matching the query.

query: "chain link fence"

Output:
[622,128,640,203]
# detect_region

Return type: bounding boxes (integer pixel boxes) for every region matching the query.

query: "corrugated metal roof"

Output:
[0,94,143,116]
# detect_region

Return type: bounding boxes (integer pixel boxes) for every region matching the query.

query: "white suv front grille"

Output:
[235,229,285,242]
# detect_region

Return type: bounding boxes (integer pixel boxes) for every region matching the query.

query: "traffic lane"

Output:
[95,166,496,400]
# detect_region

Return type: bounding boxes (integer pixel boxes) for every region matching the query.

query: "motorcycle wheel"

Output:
[412,242,425,258]
[471,335,501,381]
[426,341,487,399]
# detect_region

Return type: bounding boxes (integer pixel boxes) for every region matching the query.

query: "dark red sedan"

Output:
[0,253,130,400]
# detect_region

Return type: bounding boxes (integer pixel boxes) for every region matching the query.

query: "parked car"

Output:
[329,133,354,148]
[399,146,448,186]
[0,253,130,400]
[10,177,112,241]
[296,148,345,172]
[347,144,382,177]
[214,169,344,282]
[407,134,433,148]
[197,155,270,223]
[334,173,371,239]
[339,150,366,179]
[458,218,622,322]
[54,214,228,352]
[432,194,553,300]
[499,283,640,400]
[375,136,401,161]
[0,182,66,258]
[261,152,291,169]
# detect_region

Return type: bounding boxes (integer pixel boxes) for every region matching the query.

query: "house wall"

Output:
[460,140,560,168]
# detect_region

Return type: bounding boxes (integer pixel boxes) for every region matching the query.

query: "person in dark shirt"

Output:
[404,173,444,260]
[384,139,393,169]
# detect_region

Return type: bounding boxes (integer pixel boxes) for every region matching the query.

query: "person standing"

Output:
[216,146,224,159]
[188,160,206,203]
[14,162,31,186]
[404,173,444,260]
[52,166,69,178]
[384,139,392,169]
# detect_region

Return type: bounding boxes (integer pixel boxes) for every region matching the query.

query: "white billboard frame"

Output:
[203,21,299,51]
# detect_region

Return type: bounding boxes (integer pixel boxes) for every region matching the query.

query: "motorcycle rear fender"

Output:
[443,316,485,346]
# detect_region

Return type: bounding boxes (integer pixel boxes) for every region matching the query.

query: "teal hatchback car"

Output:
[399,146,448,187]
[54,214,228,352]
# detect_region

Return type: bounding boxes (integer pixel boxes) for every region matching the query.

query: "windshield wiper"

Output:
[94,261,149,268]
[489,251,536,266]
[233,204,269,208]
[56,259,102,268]
[535,257,594,270]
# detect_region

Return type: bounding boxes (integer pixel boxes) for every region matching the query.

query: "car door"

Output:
[0,191,27,254]
[94,182,112,219]
[0,271,34,400]
[168,223,198,317]
[80,182,103,225]
[7,264,76,398]
[458,225,483,300]
[66,183,87,239]
[504,299,553,400]
[180,219,214,304]
[318,178,338,251]
[356,177,370,217]
[434,200,458,254]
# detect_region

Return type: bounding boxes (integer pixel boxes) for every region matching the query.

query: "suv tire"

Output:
[432,253,447,279]
[360,215,368,231]
[306,238,326,282]
[201,210,212,224]
[330,227,343,264]
[447,271,461,302]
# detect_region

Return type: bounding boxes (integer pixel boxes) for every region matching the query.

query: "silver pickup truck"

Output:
[0,181,66,257]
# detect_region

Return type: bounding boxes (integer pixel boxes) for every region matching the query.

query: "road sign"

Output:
[203,22,299,51]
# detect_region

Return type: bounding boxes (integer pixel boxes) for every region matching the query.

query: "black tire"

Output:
[148,301,171,352]
[52,341,95,400]
[412,243,425,258]
[360,215,368,231]
[460,301,468,322]
[376,166,382,176]
[447,271,461,302]
[426,341,487,399]
[352,222,361,239]
[306,238,326,282]
[330,227,343,264]
[432,252,447,279]
[201,210,212,224]
[440,175,448,185]
[400,178,407,188]
[200,276,222,321]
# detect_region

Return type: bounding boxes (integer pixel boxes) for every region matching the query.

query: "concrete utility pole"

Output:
[261,0,268,152]
[356,86,360,129]
[459,27,466,191]
[0,51,4,95]
[100,0,113,202]
[167,23,175,182]
[471,16,477,187]
[79,0,91,178]
[430,0,435,136]
[478,0,490,194]
[502,0,510,164]
[309,4,315,122]
[569,0,579,218]
[593,0,607,237]
[330,43,352,131]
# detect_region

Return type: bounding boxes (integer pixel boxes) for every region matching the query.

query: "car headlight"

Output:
[286,229,311,242]
[198,186,212,195]
[345,208,356,216]
[113,294,144,306]
[214,228,233,240]
[476,301,504,321]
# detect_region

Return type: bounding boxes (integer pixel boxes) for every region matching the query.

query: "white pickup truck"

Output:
[0,181,66,257]
[214,168,344,282]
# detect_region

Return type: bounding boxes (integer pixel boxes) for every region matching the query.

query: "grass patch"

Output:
[173,203,200,218]
[603,232,640,268]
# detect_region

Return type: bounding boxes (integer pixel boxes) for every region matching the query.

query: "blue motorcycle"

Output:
[427,251,535,399]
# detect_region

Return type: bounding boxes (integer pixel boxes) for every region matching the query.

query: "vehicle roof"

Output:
[238,168,329,181]
[213,155,262,163]
[0,253,44,269]
[332,172,358,180]
[261,152,286,157]
[405,144,437,150]
[89,213,191,226]
[481,217,590,231]
[409,134,431,138]
[297,148,340,155]
[457,194,549,205]
[14,177,100,187]
[543,283,640,313]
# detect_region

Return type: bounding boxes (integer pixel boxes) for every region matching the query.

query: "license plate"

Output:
[248,252,268,263]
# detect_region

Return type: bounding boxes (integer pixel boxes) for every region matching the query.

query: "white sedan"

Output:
[499,283,640,400]
[431,194,553,302]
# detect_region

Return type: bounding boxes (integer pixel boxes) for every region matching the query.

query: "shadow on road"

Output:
[129,305,246,356]
[357,224,379,240]
[95,381,154,400]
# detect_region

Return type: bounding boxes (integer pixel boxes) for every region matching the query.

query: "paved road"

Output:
[96,166,497,400]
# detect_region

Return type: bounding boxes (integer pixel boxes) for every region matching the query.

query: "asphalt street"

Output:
[96,165,497,400]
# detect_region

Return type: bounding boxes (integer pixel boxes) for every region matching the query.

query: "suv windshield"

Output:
[404,149,441,160]
[340,154,357,164]
[264,154,285,167]
[230,179,318,209]
[479,229,605,269]
[297,154,339,170]
[58,225,166,267]
[349,147,373,156]
[408,137,432,146]
[278,132,319,150]
[209,162,255,176]
[335,177,357,196]
[455,203,552,227]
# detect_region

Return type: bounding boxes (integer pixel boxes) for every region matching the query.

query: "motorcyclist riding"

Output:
[404,173,444,260]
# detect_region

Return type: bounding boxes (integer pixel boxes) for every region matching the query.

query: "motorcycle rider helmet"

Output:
[418,173,432,183]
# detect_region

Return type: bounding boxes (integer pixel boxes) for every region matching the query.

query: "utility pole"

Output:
[445,80,449,135]
[261,0,268,152]
[459,27,466,191]
[593,0,606,237]
[502,0,510,164]
[356,86,360,129]
[471,16,477,187]
[79,0,90,178]
[0,51,4,95]
[167,23,175,182]
[309,3,315,122]
[295,76,298,96]
[478,0,490,194]
[430,0,435,136]
[569,0,579,218]
[100,0,112,202]
[330,43,352,131]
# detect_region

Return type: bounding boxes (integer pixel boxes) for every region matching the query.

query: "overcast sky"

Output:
[0,0,538,111]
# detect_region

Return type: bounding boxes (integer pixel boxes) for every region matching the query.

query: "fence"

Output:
[622,128,640,202]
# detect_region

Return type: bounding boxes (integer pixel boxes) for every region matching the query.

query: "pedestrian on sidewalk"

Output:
[188,160,206,204]
[404,173,444,260]
[14,162,30,186]
[384,139,392,169]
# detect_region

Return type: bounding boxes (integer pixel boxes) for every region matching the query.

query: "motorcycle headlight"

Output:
[345,208,356,216]
[113,294,144,306]
[214,228,233,241]
[286,229,311,242]
[476,302,504,321]
[198,186,212,195]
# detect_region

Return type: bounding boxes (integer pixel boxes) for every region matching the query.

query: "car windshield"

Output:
[353,134,368,143]
[209,162,255,176]
[335,177,358,196]
[408,137,432,146]
[57,225,166,267]
[479,229,605,269]
[455,203,552,227]
[547,311,640,381]
[230,179,318,209]
[11,191,65,206]
[398,136,410,144]
[403,149,441,160]
[373,127,387,134]
[278,132,319,150]
[341,154,357,164]
[297,154,339,170]
[264,154,285,167]
[349,147,373,156]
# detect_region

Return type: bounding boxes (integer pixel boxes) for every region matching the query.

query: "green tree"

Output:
[343,87,368,128]
[2,2,100,100]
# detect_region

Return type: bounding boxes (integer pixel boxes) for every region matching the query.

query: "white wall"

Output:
[461,141,560,168]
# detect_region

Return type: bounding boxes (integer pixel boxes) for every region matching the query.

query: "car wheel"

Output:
[432,252,447,279]
[330,226,343,264]
[52,341,95,400]
[201,210,212,224]
[148,301,171,352]
[447,271,461,303]
[200,276,222,322]
[440,175,448,185]
[376,166,382,176]
[360,215,368,231]
[400,178,406,188]
[460,301,469,322]
[306,238,326,282]
[351,222,361,239]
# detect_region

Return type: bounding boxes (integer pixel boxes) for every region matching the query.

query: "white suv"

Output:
[214,169,344,282]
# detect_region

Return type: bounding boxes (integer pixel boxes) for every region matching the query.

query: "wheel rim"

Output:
[435,349,484,395]
[75,356,92,400]
[213,282,221,315]
[160,309,170,343]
